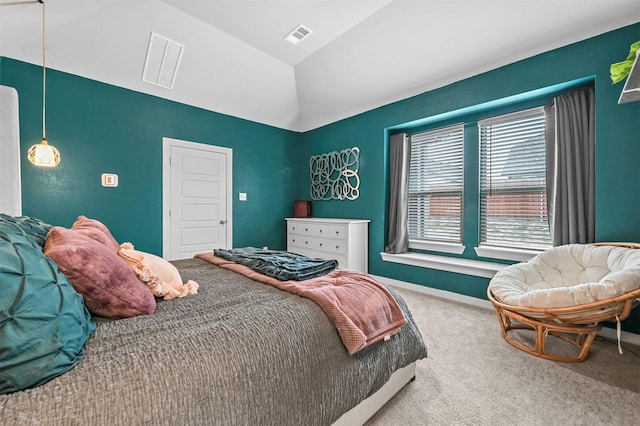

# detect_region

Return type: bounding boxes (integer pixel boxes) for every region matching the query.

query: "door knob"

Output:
[220,220,227,224]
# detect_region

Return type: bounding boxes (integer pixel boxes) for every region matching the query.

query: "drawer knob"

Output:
[305,228,308,231]
[305,241,309,245]
[319,243,323,246]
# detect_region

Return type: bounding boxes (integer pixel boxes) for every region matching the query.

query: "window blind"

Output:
[479,107,552,250]
[408,124,464,244]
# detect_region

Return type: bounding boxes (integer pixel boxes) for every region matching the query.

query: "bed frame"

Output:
[334,362,417,425]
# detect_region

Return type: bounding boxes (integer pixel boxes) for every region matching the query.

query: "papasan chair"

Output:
[487,243,640,362]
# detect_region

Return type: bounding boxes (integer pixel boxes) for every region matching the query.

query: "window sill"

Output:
[408,240,465,255]
[380,252,508,278]
[474,245,543,262]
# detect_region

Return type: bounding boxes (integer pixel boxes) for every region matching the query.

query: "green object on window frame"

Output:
[610,41,640,84]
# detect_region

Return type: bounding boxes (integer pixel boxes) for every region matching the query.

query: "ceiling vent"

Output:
[142,32,185,89]
[284,24,313,45]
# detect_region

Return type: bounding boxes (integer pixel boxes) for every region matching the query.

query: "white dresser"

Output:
[286,218,370,273]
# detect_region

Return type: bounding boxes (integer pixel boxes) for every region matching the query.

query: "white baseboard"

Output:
[597,325,640,347]
[372,274,493,310]
[372,274,640,347]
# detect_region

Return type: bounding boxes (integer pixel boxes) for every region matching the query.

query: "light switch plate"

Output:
[101,173,118,187]
[239,192,247,201]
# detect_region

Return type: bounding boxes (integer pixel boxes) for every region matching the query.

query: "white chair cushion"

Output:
[489,244,640,308]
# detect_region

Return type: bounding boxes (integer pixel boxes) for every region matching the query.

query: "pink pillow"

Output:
[44,226,156,319]
[118,243,199,300]
[71,215,120,253]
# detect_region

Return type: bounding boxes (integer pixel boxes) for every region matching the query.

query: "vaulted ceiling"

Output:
[1,0,639,132]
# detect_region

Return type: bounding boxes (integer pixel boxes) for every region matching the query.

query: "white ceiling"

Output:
[1,0,639,132]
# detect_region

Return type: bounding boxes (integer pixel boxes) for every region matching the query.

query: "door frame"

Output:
[162,137,233,259]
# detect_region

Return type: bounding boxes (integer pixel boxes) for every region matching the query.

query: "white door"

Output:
[163,138,232,260]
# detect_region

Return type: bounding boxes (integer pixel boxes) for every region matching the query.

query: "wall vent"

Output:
[284,24,313,45]
[142,32,185,89]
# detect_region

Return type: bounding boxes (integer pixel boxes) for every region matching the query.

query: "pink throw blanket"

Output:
[195,253,407,354]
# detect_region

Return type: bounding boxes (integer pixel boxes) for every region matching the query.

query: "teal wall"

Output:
[0,58,301,254]
[1,23,639,332]
[300,23,640,331]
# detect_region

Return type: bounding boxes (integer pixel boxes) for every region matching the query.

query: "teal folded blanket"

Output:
[213,247,338,281]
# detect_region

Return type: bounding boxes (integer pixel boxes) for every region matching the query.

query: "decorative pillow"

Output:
[0,213,52,247]
[70,215,120,253]
[118,242,199,300]
[44,226,156,319]
[0,219,95,395]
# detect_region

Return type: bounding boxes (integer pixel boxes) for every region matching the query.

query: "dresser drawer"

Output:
[287,221,313,236]
[287,244,348,268]
[331,255,349,269]
[288,235,348,256]
[316,224,349,240]
[287,221,348,240]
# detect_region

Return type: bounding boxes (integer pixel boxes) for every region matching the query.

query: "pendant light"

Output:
[27,0,60,167]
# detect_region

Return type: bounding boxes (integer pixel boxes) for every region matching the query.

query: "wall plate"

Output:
[101,173,118,187]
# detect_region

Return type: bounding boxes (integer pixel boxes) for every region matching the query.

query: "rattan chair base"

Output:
[488,284,640,362]
[492,302,601,362]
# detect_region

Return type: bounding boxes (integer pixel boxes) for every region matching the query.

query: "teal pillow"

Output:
[0,219,96,394]
[0,213,52,247]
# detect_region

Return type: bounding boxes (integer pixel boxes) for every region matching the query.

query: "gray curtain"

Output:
[385,133,410,253]
[545,86,595,246]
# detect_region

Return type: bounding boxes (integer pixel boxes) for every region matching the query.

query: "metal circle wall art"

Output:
[309,147,360,200]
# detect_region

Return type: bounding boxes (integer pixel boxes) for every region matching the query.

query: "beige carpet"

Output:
[366,287,640,426]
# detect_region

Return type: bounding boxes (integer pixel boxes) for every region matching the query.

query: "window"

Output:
[478,107,552,250]
[385,80,595,272]
[408,124,464,250]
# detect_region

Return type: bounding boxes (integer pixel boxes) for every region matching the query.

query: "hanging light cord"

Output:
[40,0,46,141]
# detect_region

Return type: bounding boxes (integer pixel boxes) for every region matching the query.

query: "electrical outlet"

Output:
[239,192,247,201]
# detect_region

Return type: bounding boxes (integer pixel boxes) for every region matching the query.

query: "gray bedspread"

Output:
[0,258,427,426]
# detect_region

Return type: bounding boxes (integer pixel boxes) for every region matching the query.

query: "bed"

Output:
[0,213,428,425]
[0,84,427,423]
